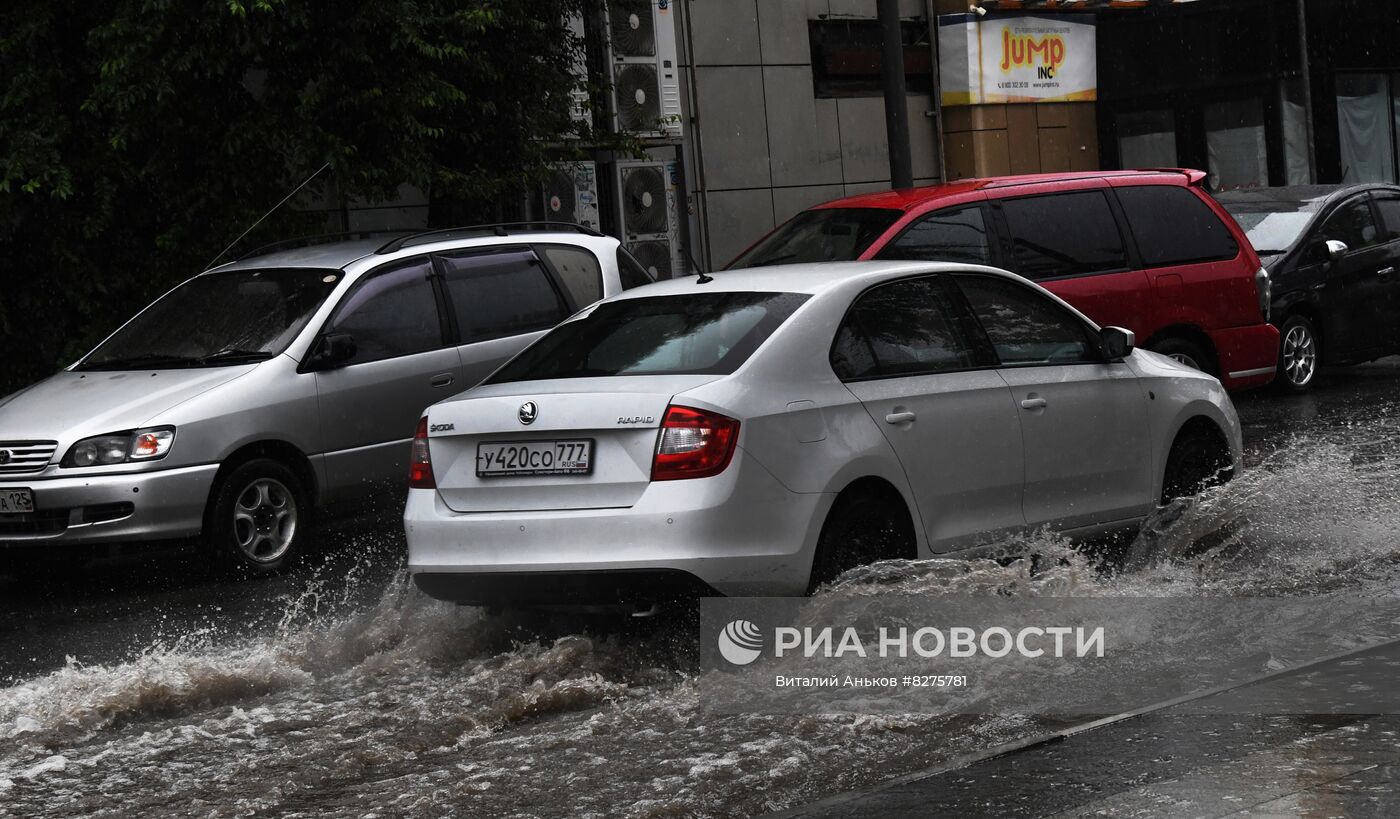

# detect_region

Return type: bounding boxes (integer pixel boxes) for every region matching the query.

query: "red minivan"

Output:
[728,170,1278,390]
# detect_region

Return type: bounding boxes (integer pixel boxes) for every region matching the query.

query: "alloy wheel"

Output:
[1282,324,1317,387]
[232,478,298,563]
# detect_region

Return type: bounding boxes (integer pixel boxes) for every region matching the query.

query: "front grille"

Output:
[0,441,58,474]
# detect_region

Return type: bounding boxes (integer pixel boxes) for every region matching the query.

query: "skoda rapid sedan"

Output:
[406,262,1242,605]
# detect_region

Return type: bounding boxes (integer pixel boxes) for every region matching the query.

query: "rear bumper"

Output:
[1210,323,1280,391]
[0,464,216,548]
[413,569,721,607]
[404,454,830,602]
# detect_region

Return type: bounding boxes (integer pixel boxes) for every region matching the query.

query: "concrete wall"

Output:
[679,0,943,269]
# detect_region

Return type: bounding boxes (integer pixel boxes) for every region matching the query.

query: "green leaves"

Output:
[0,0,594,393]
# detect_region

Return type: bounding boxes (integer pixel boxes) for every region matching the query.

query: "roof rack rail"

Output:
[235,230,408,263]
[375,222,605,254]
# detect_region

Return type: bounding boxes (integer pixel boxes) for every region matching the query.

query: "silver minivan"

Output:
[0,226,652,574]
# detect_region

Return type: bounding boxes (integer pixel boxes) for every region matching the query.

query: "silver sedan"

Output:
[405,261,1242,605]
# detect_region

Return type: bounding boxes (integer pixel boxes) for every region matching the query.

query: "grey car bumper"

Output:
[0,464,218,547]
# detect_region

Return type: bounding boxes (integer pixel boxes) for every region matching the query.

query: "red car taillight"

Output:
[651,405,740,481]
[409,416,435,489]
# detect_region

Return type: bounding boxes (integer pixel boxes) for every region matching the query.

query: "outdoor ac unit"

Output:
[604,0,682,140]
[616,158,686,279]
[541,161,600,230]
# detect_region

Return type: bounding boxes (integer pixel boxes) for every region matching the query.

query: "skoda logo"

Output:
[0,450,10,466]
[518,401,539,426]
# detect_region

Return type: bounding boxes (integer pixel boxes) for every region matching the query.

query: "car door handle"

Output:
[1020,397,1048,410]
[430,373,455,388]
[1379,267,1395,279]
[884,411,917,425]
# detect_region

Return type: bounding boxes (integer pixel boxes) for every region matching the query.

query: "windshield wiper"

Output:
[78,354,197,371]
[197,348,276,365]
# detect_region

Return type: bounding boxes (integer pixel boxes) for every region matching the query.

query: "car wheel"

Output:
[1276,314,1319,392]
[808,486,915,592]
[1160,423,1233,505]
[1149,337,1214,374]
[205,458,308,576]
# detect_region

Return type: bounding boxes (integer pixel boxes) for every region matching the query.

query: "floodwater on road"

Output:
[4,364,1400,817]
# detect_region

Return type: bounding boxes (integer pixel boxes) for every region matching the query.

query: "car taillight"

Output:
[651,405,740,481]
[409,416,435,489]
[1254,266,1272,322]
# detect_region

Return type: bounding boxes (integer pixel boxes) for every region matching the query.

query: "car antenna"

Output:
[696,270,714,284]
[202,162,331,271]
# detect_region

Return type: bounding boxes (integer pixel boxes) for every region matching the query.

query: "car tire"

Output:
[807,486,915,592]
[1275,314,1320,393]
[1160,424,1233,505]
[204,458,309,576]
[1149,337,1214,375]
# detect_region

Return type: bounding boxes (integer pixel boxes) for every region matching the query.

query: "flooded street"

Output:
[5,362,1400,818]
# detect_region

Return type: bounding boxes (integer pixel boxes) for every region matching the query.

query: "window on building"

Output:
[998,191,1129,280]
[1336,73,1398,184]
[1280,79,1313,185]
[1205,98,1268,191]
[808,20,933,98]
[1116,109,1178,169]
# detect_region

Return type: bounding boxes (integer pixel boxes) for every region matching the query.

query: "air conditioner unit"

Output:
[616,158,686,279]
[541,161,600,230]
[604,0,682,140]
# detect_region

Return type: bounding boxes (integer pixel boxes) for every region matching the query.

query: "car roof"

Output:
[607,260,1012,298]
[208,229,617,274]
[813,169,1200,213]
[1214,184,1396,212]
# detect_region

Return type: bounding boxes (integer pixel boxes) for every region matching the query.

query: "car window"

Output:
[328,259,443,364]
[539,245,603,306]
[831,277,978,379]
[954,274,1099,366]
[874,206,993,265]
[728,208,902,268]
[437,248,568,343]
[617,247,657,289]
[1370,193,1400,242]
[1318,195,1381,253]
[1117,186,1239,267]
[487,292,810,383]
[998,191,1129,280]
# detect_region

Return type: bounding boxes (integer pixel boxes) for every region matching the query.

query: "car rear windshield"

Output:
[727,208,901,269]
[487,291,810,383]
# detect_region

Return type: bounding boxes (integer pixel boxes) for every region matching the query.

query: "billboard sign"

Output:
[939,13,1097,105]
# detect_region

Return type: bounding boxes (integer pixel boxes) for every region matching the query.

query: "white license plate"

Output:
[0,488,34,515]
[476,440,593,477]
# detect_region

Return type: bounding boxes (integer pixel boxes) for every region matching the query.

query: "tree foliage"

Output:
[0,0,591,393]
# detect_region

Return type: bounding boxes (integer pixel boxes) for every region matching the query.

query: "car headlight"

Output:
[61,427,176,467]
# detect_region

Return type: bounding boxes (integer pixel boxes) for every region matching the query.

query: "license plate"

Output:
[0,488,34,515]
[476,439,593,478]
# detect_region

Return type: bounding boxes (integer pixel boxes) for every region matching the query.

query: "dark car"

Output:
[1217,185,1400,391]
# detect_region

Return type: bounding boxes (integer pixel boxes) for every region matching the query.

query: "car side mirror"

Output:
[1324,239,1348,262]
[309,332,357,370]
[1100,326,1135,361]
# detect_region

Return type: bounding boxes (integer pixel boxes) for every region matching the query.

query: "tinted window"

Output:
[617,248,656,289]
[539,245,603,307]
[999,191,1128,280]
[955,274,1099,366]
[728,208,902,268]
[1373,193,1400,242]
[1117,186,1239,266]
[489,292,810,383]
[329,260,442,364]
[875,206,992,264]
[831,278,977,379]
[439,249,567,343]
[1318,196,1381,253]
